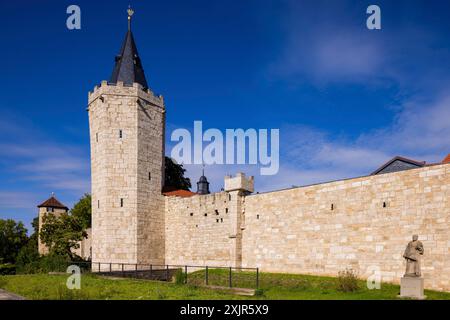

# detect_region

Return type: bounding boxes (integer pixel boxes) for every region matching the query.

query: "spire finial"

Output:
[127,5,134,31]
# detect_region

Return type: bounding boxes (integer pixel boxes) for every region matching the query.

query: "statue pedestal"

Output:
[399,277,426,299]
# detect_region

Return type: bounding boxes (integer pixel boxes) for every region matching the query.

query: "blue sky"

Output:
[1,0,449,232]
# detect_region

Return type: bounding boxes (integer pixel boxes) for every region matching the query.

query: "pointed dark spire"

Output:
[109,7,149,88]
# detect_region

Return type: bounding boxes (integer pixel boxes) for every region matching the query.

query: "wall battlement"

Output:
[88,80,164,109]
[224,173,254,193]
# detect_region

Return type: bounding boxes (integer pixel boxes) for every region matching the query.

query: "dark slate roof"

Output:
[371,156,426,175]
[196,171,210,195]
[109,30,149,88]
[37,196,68,210]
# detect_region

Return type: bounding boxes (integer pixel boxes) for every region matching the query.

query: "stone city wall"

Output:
[242,163,450,291]
[165,192,234,266]
[165,164,449,291]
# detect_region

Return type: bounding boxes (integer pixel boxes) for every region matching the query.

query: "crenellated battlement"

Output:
[224,172,254,193]
[88,80,164,109]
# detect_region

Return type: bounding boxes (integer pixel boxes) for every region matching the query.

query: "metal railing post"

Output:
[109,263,112,273]
[205,266,209,285]
[98,263,100,273]
[150,264,153,278]
[185,265,188,284]
[229,267,232,288]
[122,263,124,276]
[166,265,169,281]
[135,263,138,277]
[256,268,259,289]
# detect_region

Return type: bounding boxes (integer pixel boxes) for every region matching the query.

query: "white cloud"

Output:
[0,192,40,209]
[180,93,450,193]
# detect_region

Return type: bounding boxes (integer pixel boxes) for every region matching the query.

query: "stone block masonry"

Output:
[165,192,233,266]
[242,163,450,291]
[89,81,165,267]
[165,164,450,291]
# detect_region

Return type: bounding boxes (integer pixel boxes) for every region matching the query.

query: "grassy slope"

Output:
[1,271,450,300]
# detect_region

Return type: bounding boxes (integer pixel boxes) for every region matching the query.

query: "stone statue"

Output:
[403,235,424,277]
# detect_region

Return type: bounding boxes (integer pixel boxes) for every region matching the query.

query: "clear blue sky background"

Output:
[1,0,449,232]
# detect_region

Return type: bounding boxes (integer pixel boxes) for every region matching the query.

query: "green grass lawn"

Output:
[1,271,450,300]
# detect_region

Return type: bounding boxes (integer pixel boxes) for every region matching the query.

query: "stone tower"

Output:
[224,173,254,268]
[37,195,69,255]
[88,10,166,267]
[196,168,210,195]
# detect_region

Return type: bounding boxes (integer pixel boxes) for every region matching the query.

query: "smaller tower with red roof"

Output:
[37,193,68,255]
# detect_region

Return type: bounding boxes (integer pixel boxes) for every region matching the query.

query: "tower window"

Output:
[119,130,123,139]
[204,213,207,217]
[120,198,124,207]
[331,204,334,211]
[47,207,54,213]
[149,172,151,180]
[96,133,98,142]
[383,202,387,208]
[257,214,260,220]
[225,208,228,213]
[190,213,194,217]
[98,200,100,208]
[215,209,219,215]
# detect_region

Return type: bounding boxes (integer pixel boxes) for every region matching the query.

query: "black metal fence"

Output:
[67,261,259,289]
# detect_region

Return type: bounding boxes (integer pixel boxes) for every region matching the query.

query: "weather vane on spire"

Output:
[127,5,135,31]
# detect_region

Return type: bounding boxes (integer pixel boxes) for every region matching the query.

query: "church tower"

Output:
[88,8,166,267]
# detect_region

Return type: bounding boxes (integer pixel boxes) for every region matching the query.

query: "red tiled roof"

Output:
[37,196,68,210]
[442,154,450,164]
[162,189,196,197]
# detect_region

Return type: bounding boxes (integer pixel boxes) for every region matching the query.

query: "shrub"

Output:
[0,276,7,288]
[337,269,359,293]
[293,278,311,290]
[174,269,186,285]
[254,288,265,296]
[0,263,16,275]
[15,239,39,273]
[16,254,70,274]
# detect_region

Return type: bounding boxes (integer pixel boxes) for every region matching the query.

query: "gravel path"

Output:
[0,289,26,300]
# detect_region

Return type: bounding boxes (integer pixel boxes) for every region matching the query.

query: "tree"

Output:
[39,213,86,259]
[16,217,40,269]
[164,156,191,190]
[0,219,28,264]
[71,193,91,229]
[37,194,91,261]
